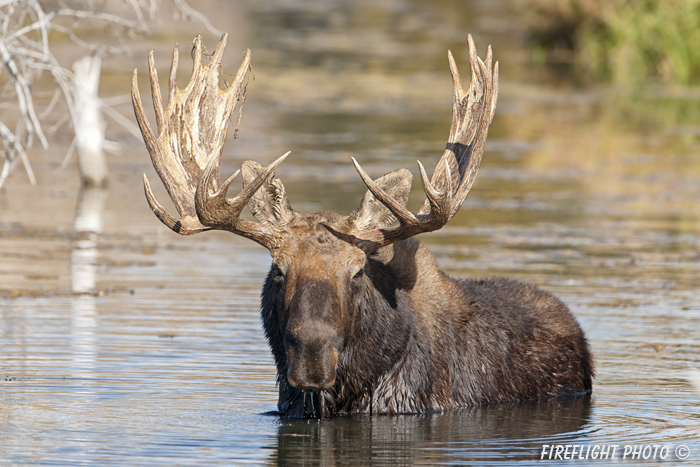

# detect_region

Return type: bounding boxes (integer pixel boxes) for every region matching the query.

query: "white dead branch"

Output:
[0,0,221,188]
[72,55,108,186]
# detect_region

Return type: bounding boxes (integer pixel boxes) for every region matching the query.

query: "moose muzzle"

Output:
[284,279,343,391]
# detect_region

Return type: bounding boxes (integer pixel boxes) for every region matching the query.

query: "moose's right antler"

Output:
[132,34,288,249]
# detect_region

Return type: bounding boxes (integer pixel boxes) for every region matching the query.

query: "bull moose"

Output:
[132,34,593,418]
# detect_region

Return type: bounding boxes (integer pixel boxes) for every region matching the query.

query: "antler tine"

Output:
[132,68,157,167]
[191,35,203,86]
[168,43,179,108]
[350,35,498,251]
[417,158,452,222]
[133,34,286,248]
[143,173,210,234]
[350,156,453,247]
[351,157,417,225]
[148,50,166,137]
[490,61,499,124]
[195,151,289,248]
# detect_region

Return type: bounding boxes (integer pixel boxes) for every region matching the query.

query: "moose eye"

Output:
[271,266,284,282]
[352,269,364,282]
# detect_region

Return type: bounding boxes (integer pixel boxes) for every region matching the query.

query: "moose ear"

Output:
[241,160,296,227]
[349,168,413,231]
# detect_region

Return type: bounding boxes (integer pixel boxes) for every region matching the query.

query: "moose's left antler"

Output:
[349,34,499,251]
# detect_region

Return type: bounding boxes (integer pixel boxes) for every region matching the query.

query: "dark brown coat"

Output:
[132,34,593,420]
[260,213,593,418]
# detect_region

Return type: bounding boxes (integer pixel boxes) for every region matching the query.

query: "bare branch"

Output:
[8,7,142,41]
[0,121,35,186]
[172,0,223,37]
[0,39,49,149]
[0,0,225,188]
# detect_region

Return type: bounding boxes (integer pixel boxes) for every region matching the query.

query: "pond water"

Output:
[1,0,700,465]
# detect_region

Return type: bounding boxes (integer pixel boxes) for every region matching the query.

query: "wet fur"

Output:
[261,236,593,418]
[136,36,591,418]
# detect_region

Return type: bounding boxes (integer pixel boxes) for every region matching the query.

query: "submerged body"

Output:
[262,213,593,419]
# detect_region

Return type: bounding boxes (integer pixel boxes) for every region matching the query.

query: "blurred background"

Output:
[1,1,699,466]
[1,0,699,293]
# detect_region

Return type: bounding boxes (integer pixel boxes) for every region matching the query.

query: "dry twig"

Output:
[0,0,220,188]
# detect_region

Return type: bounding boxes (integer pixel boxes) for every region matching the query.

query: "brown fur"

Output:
[133,35,592,420]
[259,210,593,418]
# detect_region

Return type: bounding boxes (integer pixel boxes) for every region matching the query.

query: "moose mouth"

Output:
[282,388,335,419]
[302,390,327,418]
[278,376,335,419]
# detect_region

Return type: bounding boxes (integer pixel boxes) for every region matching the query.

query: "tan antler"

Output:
[132,34,287,249]
[350,34,498,251]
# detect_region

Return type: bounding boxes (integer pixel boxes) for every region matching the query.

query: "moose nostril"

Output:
[286,345,338,391]
[287,372,335,392]
[287,368,328,391]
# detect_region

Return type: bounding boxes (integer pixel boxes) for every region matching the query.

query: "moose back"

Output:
[132,33,593,418]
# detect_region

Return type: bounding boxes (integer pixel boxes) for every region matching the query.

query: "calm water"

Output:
[1,0,700,465]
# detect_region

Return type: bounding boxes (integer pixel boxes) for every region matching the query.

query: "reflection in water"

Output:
[70,187,107,378]
[688,371,700,396]
[272,395,592,466]
[72,187,106,292]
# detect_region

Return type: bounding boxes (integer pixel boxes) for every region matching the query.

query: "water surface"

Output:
[1,0,699,465]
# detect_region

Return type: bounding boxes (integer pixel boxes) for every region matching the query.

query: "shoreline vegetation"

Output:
[516,0,700,86]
